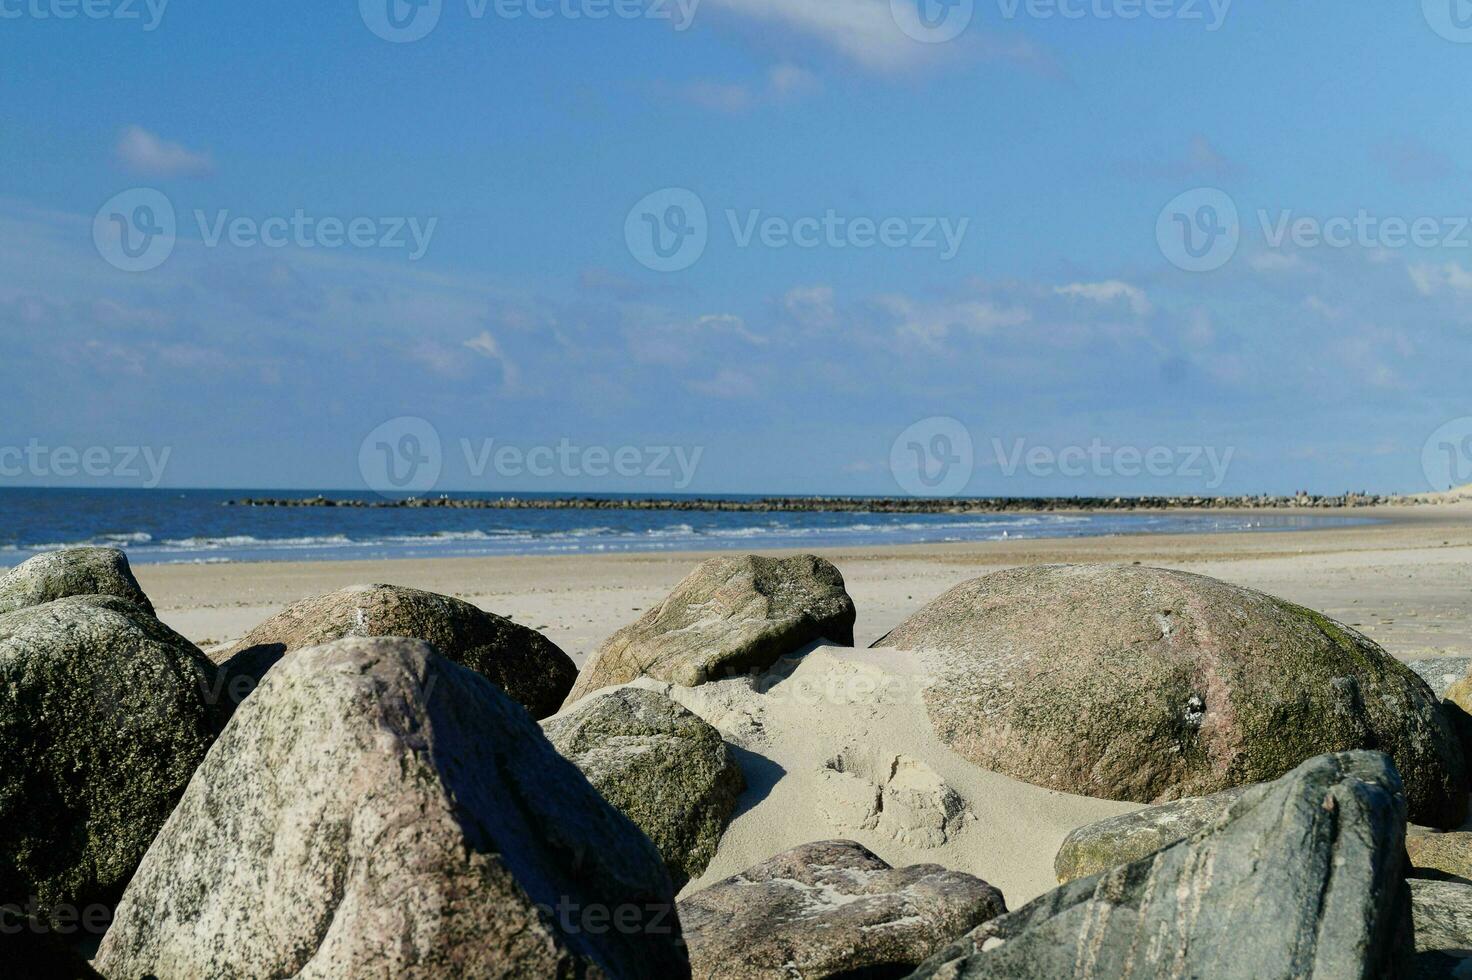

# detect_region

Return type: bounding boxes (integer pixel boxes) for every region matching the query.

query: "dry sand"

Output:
[122,501,1472,906]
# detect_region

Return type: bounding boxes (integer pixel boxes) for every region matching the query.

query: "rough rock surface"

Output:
[213,584,576,718]
[910,752,1413,979]
[94,637,689,980]
[0,595,219,915]
[542,687,744,889]
[0,548,154,616]
[678,840,1005,980]
[874,564,1467,827]
[1406,657,1472,698]
[1411,878,1472,955]
[1053,786,1247,883]
[1409,832,1472,884]
[566,554,856,705]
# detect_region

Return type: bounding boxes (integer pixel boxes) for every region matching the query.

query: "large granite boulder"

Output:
[1410,878,1472,976]
[678,840,1005,979]
[542,687,744,890]
[94,637,689,979]
[1054,786,1247,883]
[0,595,219,916]
[1406,657,1472,698]
[874,564,1467,828]
[0,548,153,616]
[911,751,1413,978]
[565,554,856,706]
[212,584,576,718]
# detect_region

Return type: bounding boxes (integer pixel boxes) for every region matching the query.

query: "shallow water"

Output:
[0,489,1375,566]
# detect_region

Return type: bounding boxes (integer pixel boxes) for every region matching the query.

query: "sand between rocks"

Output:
[548,642,1139,907]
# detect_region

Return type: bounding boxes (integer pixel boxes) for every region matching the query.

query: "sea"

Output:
[0,489,1374,566]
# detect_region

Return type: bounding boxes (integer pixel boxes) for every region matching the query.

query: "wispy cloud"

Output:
[1118,134,1238,181]
[115,126,214,179]
[1055,280,1153,316]
[701,0,1058,75]
[661,64,824,114]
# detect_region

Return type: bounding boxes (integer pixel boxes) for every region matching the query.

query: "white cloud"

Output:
[115,126,214,178]
[704,0,923,72]
[694,313,767,344]
[464,330,521,387]
[1054,280,1152,316]
[1410,262,1472,296]
[782,284,839,330]
[687,368,758,398]
[666,63,823,114]
[879,294,1032,344]
[767,63,822,98]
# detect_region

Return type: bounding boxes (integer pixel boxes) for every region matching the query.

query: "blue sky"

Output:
[5,1,1472,495]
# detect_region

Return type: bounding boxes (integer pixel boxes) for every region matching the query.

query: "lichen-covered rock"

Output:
[94,637,689,980]
[911,751,1413,979]
[1409,832,1472,884]
[874,564,1467,828]
[1054,786,1247,883]
[542,687,743,889]
[1406,657,1472,698]
[678,840,1005,980]
[0,595,219,915]
[213,584,576,718]
[566,554,856,706]
[0,548,153,616]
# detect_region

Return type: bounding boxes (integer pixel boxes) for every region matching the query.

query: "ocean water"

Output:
[0,489,1374,566]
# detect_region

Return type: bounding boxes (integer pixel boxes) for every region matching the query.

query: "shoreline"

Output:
[126,502,1472,666]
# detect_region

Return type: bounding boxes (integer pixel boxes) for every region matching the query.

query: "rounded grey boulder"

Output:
[543,687,744,889]
[678,839,1006,980]
[213,584,577,718]
[566,554,856,706]
[0,595,220,916]
[874,564,1468,828]
[95,636,689,979]
[0,548,153,616]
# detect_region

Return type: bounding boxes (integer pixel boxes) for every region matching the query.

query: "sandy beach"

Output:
[112,502,1472,908]
[138,502,1472,664]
